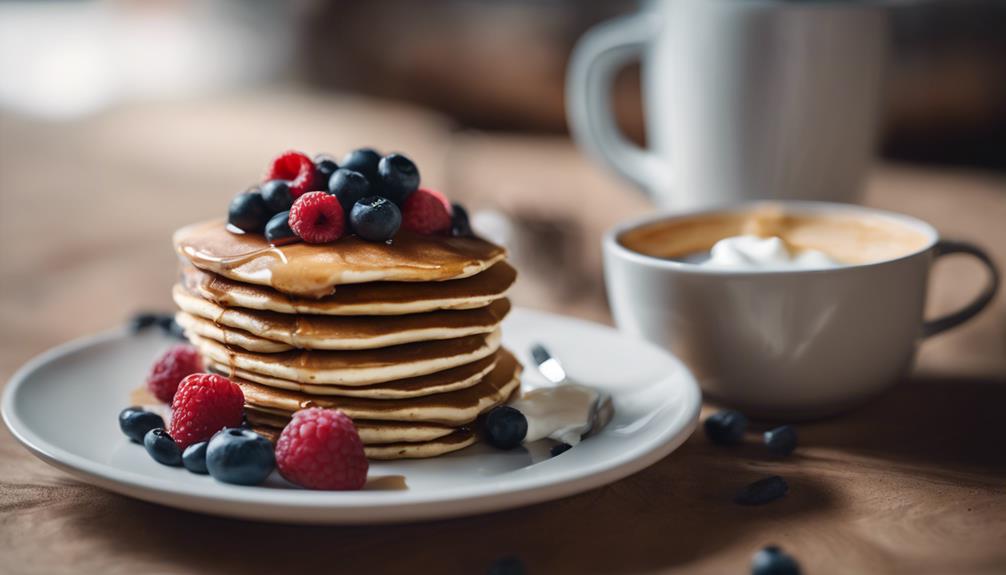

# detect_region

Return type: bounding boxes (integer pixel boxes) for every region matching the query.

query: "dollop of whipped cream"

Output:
[702,235,839,270]
[509,384,608,446]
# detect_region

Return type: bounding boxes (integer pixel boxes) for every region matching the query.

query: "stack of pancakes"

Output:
[171,220,521,459]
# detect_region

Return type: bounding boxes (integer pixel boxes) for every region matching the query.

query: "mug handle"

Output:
[922,240,1001,338]
[566,12,668,195]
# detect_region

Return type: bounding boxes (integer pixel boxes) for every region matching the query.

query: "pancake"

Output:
[189,329,502,385]
[251,425,477,460]
[173,283,511,350]
[182,262,516,316]
[236,350,521,425]
[206,351,499,398]
[176,312,293,353]
[244,409,456,444]
[174,219,506,298]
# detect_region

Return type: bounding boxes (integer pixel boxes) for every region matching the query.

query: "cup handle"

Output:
[922,240,1001,338]
[566,12,668,195]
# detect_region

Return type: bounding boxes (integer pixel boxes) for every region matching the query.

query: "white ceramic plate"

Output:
[2,307,701,524]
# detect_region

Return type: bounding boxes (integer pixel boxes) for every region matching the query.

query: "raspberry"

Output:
[401,188,452,235]
[289,191,346,244]
[275,408,368,490]
[265,151,315,199]
[146,344,203,403]
[169,374,244,449]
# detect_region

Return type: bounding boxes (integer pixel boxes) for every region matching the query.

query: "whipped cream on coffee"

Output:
[702,235,839,270]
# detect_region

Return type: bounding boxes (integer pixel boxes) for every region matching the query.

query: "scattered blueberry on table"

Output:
[143,428,183,467]
[487,556,526,575]
[734,475,789,506]
[704,410,748,445]
[751,545,802,575]
[484,406,528,450]
[764,425,798,457]
[118,407,164,444]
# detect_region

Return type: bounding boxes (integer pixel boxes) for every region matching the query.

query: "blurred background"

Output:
[1,0,1004,376]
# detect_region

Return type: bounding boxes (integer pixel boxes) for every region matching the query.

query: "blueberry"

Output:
[227,190,271,233]
[328,169,371,212]
[119,407,165,443]
[487,556,526,575]
[264,211,298,246]
[550,443,572,457]
[206,427,275,486]
[350,196,402,242]
[339,148,381,181]
[143,428,182,466]
[157,316,186,340]
[128,312,161,333]
[313,154,339,189]
[182,441,209,474]
[734,475,789,505]
[451,203,473,237]
[376,153,419,205]
[484,406,527,450]
[704,410,748,445]
[751,546,802,575]
[764,425,798,457]
[260,179,294,213]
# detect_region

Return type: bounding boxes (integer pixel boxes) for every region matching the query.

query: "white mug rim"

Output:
[604,200,939,277]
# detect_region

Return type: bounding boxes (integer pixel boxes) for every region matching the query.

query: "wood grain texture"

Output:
[1,93,1004,575]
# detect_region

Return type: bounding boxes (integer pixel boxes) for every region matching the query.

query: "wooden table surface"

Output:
[1,92,1004,575]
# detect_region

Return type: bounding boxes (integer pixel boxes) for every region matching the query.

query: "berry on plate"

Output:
[339,148,381,181]
[328,168,371,212]
[260,179,294,213]
[144,428,183,466]
[312,154,339,190]
[350,196,401,242]
[206,428,276,485]
[146,344,203,403]
[376,153,419,205]
[275,408,368,490]
[169,373,244,449]
[227,190,271,233]
[401,188,452,235]
[182,441,210,474]
[265,210,298,246]
[289,191,346,244]
[450,203,473,237]
[119,407,165,443]
[265,151,315,199]
[483,406,528,450]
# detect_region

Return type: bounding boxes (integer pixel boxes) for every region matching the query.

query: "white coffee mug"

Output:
[567,0,888,208]
[603,202,1000,419]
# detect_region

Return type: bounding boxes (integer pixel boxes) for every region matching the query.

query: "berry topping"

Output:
[751,546,802,575]
[206,427,276,485]
[119,407,165,443]
[312,154,339,190]
[169,373,244,449]
[227,190,271,233]
[275,408,368,490]
[376,153,419,205]
[146,344,203,403]
[144,428,183,466]
[328,168,371,212]
[182,441,210,474]
[763,425,798,457]
[289,191,346,244]
[265,210,298,246]
[265,151,315,199]
[704,409,748,445]
[401,188,452,235]
[339,148,381,181]
[734,475,789,505]
[483,406,527,450]
[260,179,294,213]
[450,203,473,237]
[350,196,401,242]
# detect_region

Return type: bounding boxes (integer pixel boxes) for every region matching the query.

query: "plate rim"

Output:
[2,307,702,524]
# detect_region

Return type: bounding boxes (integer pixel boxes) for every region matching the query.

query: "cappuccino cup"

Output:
[603,202,1000,419]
